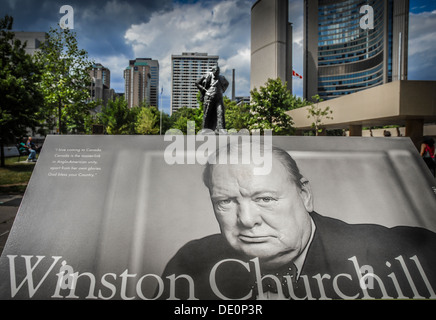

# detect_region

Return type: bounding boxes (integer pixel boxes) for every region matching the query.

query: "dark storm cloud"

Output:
[1,0,174,56]
[1,0,176,93]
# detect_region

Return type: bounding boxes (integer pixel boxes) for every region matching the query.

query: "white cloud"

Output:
[90,54,130,93]
[124,0,252,112]
[408,11,436,80]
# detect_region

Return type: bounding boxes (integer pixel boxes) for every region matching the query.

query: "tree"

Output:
[169,106,203,134]
[224,96,250,131]
[0,15,44,167]
[159,111,172,134]
[34,26,95,134]
[97,97,137,134]
[306,94,333,136]
[249,78,302,135]
[135,105,159,135]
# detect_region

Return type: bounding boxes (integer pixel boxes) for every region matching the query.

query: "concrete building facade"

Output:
[143,59,160,108]
[304,0,409,101]
[287,80,436,148]
[12,31,47,56]
[250,0,292,93]
[89,63,114,112]
[171,52,218,114]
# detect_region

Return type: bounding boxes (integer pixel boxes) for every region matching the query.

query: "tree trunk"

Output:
[0,140,5,168]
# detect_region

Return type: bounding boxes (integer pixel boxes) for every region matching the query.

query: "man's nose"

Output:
[237,201,262,228]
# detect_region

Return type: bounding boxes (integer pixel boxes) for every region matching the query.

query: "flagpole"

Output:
[160,87,163,135]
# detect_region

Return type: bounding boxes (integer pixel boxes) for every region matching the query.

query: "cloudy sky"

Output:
[2,0,436,114]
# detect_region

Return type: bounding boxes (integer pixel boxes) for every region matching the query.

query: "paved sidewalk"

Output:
[0,194,22,256]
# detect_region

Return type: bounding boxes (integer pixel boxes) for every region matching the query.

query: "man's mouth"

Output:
[238,234,271,243]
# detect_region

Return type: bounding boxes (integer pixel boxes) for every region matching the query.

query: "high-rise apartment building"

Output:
[89,63,114,111]
[124,58,159,108]
[147,59,160,108]
[91,63,111,88]
[304,0,409,100]
[171,52,219,114]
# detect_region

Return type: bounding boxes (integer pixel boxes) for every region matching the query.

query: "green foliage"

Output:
[306,94,333,136]
[249,78,304,135]
[0,15,44,139]
[97,97,137,134]
[0,15,44,166]
[34,25,95,134]
[97,98,172,135]
[224,96,250,131]
[169,106,203,134]
[135,105,160,135]
[159,111,172,134]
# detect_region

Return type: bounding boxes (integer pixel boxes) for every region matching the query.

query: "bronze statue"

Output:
[196,65,229,133]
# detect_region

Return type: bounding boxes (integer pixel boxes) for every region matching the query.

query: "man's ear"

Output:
[299,178,314,213]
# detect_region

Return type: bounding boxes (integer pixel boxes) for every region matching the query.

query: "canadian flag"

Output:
[292,70,303,79]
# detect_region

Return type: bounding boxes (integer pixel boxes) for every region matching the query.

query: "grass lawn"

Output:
[0,156,36,194]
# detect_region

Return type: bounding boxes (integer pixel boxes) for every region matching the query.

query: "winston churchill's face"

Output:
[212,67,219,77]
[208,157,313,269]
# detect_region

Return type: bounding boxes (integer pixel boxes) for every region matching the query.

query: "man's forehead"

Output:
[210,158,287,182]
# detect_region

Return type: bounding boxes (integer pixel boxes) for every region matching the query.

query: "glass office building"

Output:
[124,58,159,109]
[304,0,409,101]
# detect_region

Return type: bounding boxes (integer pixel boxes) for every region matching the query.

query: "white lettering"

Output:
[386,261,408,299]
[119,269,136,300]
[8,255,62,298]
[163,131,184,164]
[348,256,374,299]
[312,273,332,300]
[251,257,286,300]
[166,274,198,300]
[163,124,272,175]
[285,274,314,300]
[59,5,74,29]
[137,274,164,300]
[66,272,97,299]
[360,5,374,30]
[209,258,252,300]
[98,273,117,300]
[395,255,425,299]
[409,255,436,298]
[332,273,359,299]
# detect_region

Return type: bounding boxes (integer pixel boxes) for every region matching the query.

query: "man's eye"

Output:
[256,197,276,203]
[216,199,233,207]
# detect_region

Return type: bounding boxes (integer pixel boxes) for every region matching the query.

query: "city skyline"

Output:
[2,0,436,114]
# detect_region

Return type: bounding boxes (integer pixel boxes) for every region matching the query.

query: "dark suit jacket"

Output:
[195,73,229,103]
[159,212,436,300]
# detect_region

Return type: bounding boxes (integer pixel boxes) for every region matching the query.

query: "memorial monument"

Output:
[195,65,229,133]
[0,134,436,301]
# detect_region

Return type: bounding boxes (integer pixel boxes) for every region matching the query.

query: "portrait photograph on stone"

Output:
[1,0,436,316]
[0,135,435,302]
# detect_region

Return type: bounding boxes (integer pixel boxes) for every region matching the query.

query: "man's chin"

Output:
[237,245,279,262]
[232,243,295,269]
